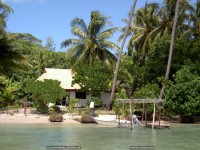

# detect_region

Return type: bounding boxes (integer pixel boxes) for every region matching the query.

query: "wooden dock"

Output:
[146,122,170,129]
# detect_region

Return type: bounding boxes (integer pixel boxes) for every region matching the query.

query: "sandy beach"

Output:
[0,108,80,124]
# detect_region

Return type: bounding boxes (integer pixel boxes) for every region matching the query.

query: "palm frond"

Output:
[100,40,120,51]
[97,27,119,40]
[88,11,111,37]
[71,18,88,34]
[71,26,88,39]
[61,39,83,48]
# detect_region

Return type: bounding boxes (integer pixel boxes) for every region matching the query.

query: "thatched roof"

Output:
[37,68,80,90]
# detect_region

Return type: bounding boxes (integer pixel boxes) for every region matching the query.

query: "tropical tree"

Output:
[0,76,18,113]
[0,1,13,35]
[0,3,29,76]
[72,62,111,97]
[159,0,180,99]
[126,3,160,61]
[25,79,67,113]
[108,0,137,110]
[189,0,200,39]
[150,0,192,41]
[61,11,119,71]
[165,65,200,119]
[0,35,30,76]
[45,36,56,51]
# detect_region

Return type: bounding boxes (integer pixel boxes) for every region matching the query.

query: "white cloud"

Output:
[2,0,47,3]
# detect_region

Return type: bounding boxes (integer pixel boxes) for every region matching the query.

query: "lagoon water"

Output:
[0,123,199,150]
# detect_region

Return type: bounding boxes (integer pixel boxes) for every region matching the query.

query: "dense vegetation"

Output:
[0,0,200,119]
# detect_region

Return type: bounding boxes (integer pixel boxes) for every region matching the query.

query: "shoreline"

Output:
[0,108,80,124]
[1,109,199,125]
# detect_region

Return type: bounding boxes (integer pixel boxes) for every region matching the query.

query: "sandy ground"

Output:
[0,108,80,124]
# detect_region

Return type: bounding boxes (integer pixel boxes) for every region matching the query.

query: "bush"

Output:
[49,113,63,122]
[48,106,55,115]
[25,79,67,113]
[165,65,200,117]
[87,97,102,108]
[68,98,78,113]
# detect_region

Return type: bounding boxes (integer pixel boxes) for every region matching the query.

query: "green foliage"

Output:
[72,62,112,96]
[134,83,160,98]
[118,55,135,88]
[67,98,78,113]
[87,97,102,108]
[113,100,119,116]
[61,11,119,70]
[144,36,170,83]
[0,35,30,76]
[48,106,55,115]
[25,79,66,113]
[113,89,131,117]
[45,36,56,51]
[144,36,199,84]
[165,65,200,116]
[0,76,18,108]
[11,33,70,80]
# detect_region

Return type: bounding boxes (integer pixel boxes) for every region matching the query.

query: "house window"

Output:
[76,92,86,99]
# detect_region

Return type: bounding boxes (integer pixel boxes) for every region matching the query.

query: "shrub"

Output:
[67,98,78,113]
[25,79,67,113]
[87,97,102,108]
[48,106,55,115]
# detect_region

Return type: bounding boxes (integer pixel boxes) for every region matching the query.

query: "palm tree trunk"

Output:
[159,0,180,99]
[108,0,137,110]
[158,0,180,126]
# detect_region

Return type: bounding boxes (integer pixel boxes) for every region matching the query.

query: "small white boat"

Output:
[93,117,117,126]
[93,115,131,127]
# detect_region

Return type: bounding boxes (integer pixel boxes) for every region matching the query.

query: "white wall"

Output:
[69,91,76,99]
[78,93,91,107]
[69,91,110,107]
[69,91,91,107]
[100,92,111,106]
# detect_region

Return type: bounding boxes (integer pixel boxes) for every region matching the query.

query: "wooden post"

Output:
[24,98,27,116]
[158,102,162,127]
[142,100,144,124]
[118,100,120,126]
[145,104,147,126]
[6,106,8,115]
[123,101,124,118]
[152,103,156,129]
[130,99,133,130]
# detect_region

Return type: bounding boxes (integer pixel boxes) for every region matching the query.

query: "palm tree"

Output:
[116,3,160,98]
[189,0,200,39]
[159,0,180,99]
[61,11,119,70]
[108,0,138,110]
[128,3,160,61]
[150,0,191,40]
[0,2,28,76]
[0,1,13,35]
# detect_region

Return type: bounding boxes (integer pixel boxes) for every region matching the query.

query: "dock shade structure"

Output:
[116,98,167,129]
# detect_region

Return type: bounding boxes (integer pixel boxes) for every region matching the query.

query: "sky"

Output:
[3,0,196,51]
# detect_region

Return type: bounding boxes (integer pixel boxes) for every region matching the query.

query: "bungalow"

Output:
[37,68,111,107]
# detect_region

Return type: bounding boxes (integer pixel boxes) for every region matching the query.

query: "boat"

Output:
[93,115,131,127]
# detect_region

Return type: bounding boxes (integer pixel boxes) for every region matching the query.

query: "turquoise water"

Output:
[0,123,199,150]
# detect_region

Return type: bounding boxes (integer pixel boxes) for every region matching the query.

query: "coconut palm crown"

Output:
[61,11,120,70]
